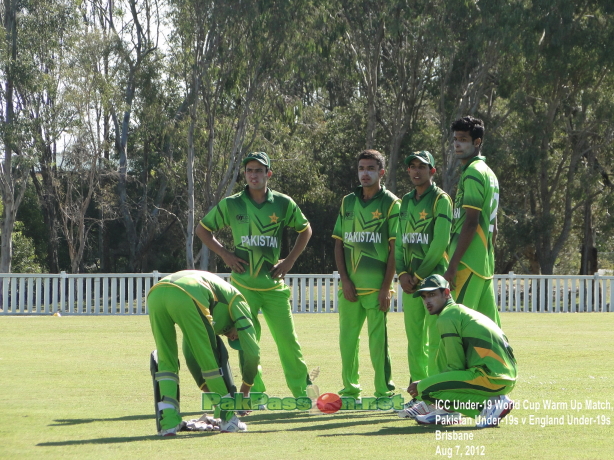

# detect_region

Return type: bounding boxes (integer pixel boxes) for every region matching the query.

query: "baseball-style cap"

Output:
[242,151,270,168]
[404,150,435,168]
[413,274,449,297]
[228,338,242,351]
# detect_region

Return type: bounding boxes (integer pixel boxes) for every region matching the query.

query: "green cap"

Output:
[413,274,449,297]
[404,150,435,168]
[228,338,242,351]
[242,152,270,168]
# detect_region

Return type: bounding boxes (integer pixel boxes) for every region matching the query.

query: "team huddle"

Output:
[147,116,517,436]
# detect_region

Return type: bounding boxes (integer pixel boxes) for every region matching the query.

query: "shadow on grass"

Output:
[244,410,392,424]
[37,432,217,447]
[317,424,485,436]
[50,412,203,426]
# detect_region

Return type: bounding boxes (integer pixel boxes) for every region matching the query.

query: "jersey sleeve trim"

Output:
[199,221,214,231]
[462,205,482,211]
[296,223,310,233]
[332,235,343,240]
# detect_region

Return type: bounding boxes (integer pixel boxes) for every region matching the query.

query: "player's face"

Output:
[358,159,384,188]
[407,159,433,188]
[421,289,448,315]
[453,131,481,160]
[245,160,271,191]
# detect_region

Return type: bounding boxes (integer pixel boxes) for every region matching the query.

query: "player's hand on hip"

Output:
[271,258,293,279]
[222,251,248,274]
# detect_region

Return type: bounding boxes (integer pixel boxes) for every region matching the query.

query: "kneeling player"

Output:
[148,270,260,435]
[403,275,516,428]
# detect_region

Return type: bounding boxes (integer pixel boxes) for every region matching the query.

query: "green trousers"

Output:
[417,368,515,417]
[338,291,395,398]
[232,282,310,398]
[148,285,234,429]
[453,265,501,327]
[402,292,440,383]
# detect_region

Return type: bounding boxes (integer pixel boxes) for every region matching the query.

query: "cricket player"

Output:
[196,152,312,398]
[333,149,400,399]
[147,270,260,435]
[444,116,501,326]
[404,274,516,427]
[395,151,452,390]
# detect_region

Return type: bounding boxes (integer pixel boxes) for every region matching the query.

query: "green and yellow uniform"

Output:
[200,186,311,397]
[332,186,400,398]
[396,183,452,381]
[416,300,516,417]
[449,156,500,326]
[147,270,260,429]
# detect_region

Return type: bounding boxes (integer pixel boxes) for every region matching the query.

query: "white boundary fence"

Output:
[0,271,612,315]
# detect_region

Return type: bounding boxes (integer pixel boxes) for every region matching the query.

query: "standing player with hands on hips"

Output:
[196,152,313,399]
[333,150,400,400]
[444,116,501,326]
[395,151,453,416]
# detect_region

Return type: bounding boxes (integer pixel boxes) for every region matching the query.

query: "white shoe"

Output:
[158,421,184,436]
[476,395,514,428]
[395,398,419,413]
[398,400,434,419]
[220,415,248,433]
[415,410,462,425]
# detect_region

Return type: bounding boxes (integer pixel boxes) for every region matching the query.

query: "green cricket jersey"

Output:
[395,183,453,281]
[436,300,516,381]
[150,270,260,385]
[200,186,310,291]
[449,156,499,278]
[332,186,400,293]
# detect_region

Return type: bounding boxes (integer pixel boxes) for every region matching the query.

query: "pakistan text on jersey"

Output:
[240,235,279,247]
[344,232,382,243]
[402,233,429,245]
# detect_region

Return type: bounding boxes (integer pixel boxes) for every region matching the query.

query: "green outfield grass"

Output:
[1,312,613,459]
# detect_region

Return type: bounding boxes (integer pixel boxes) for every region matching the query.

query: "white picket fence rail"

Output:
[0,271,612,315]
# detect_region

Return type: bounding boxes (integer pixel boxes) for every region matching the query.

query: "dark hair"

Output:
[357,149,386,170]
[451,116,485,142]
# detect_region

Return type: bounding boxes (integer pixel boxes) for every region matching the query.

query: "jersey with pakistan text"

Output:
[332,186,400,293]
[449,156,499,278]
[201,186,310,291]
[149,270,260,385]
[395,183,452,281]
[436,301,516,381]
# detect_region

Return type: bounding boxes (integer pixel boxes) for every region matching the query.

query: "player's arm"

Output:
[395,200,415,295]
[196,223,248,273]
[270,224,312,278]
[438,313,466,371]
[415,195,453,281]
[378,240,396,311]
[443,207,479,289]
[334,238,357,302]
[230,299,261,395]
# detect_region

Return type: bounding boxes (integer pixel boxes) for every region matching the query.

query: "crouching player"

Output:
[147,270,260,436]
[404,275,516,428]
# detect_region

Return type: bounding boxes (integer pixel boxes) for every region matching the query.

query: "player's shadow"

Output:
[317,424,485,436]
[244,410,389,425]
[37,432,217,447]
[50,412,203,426]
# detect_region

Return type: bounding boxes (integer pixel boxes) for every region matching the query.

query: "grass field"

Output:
[1,312,613,459]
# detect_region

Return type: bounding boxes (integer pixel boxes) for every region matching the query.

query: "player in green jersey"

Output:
[196,152,313,398]
[147,270,260,435]
[333,150,400,398]
[395,151,453,395]
[405,275,516,427]
[444,116,501,326]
